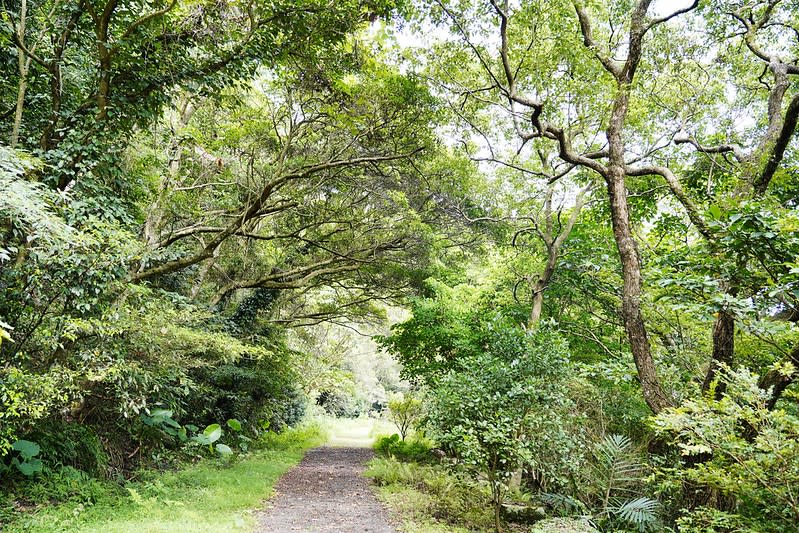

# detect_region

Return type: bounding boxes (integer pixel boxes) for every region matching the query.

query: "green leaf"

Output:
[227,418,242,432]
[203,424,222,443]
[12,439,40,460]
[215,443,233,456]
[12,457,43,476]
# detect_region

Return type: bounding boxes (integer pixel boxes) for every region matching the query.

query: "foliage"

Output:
[378,281,485,384]
[575,434,660,532]
[366,456,495,531]
[9,439,43,477]
[0,146,73,259]
[24,422,107,477]
[2,0,799,530]
[651,366,799,532]
[387,392,424,440]
[374,433,434,463]
[426,321,574,531]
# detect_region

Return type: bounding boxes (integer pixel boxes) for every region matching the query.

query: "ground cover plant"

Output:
[1,424,326,532]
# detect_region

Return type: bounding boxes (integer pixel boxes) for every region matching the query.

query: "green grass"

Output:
[365,456,495,532]
[2,424,327,533]
[374,483,474,533]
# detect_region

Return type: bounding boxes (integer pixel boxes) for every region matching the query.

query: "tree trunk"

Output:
[10,0,29,147]
[701,309,735,397]
[530,285,544,325]
[603,12,672,411]
[606,169,672,414]
[11,76,28,147]
[143,98,196,248]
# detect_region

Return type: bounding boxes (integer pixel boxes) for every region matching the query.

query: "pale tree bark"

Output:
[526,181,591,326]
[10,0,29,147]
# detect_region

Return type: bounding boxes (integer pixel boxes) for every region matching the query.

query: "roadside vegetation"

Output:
[1,424,326,532]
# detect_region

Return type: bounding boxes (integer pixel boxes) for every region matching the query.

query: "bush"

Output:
[427,321,574,532]
[258,421,328,451]
[387,392,424,440]
[25,422,108,477]
[651,365,799,532]
[366,457,493,530]
[187,359,306,432]
[316,389,365,418]
[374,433,434,462]
[17,466,114,506]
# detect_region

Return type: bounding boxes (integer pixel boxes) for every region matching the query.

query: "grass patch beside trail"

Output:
[2,424,327,533]
[365,454,495,533]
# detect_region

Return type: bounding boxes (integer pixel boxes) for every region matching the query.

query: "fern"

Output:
[0,146,73,258]
[592,434,645,507]
[588,434,661,531]
[540,492,589,515]
[613,497,659,532]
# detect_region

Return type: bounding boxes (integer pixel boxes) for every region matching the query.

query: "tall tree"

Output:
[421,0,799,414]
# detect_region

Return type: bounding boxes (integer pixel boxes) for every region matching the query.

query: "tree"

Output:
[387,392,423,441]
[1,0,400,188]
[420,0,799,417]
[128,55,444,323]
[427,322,573,532]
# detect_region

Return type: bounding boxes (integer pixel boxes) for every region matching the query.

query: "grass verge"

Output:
[365,455,494,532]
[1,423,326,533]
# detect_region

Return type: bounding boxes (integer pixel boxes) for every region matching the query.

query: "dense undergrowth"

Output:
[0,423,326,532]
[368,436,597,533]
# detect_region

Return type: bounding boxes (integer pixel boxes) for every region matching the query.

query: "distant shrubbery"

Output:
[374,434,434,463]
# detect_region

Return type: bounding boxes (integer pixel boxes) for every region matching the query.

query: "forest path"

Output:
[256,419,397,533]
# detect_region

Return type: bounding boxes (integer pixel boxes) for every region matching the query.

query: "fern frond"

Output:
[540,492,588,515]
[592,434,645,501]
[613,497,659,532]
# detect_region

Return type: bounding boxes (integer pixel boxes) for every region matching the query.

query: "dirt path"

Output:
[257,419,397,533]
[256,447,396,533]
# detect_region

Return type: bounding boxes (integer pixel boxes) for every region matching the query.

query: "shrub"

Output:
[187,359,306,432]
[316,389,365,418]
[25,422,107,477]
[387,392,424,441]
[650,365,799,532]
[19,466,113,505]
[258,421,328,451]
[427,321,573,532]
[374,433,434,462]
[366,457,493,530]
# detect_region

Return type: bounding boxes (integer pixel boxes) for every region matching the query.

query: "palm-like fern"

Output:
[612,497,659,532]
[593,434,642,504]
[591,434,659,532]
[537,435,660,532]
